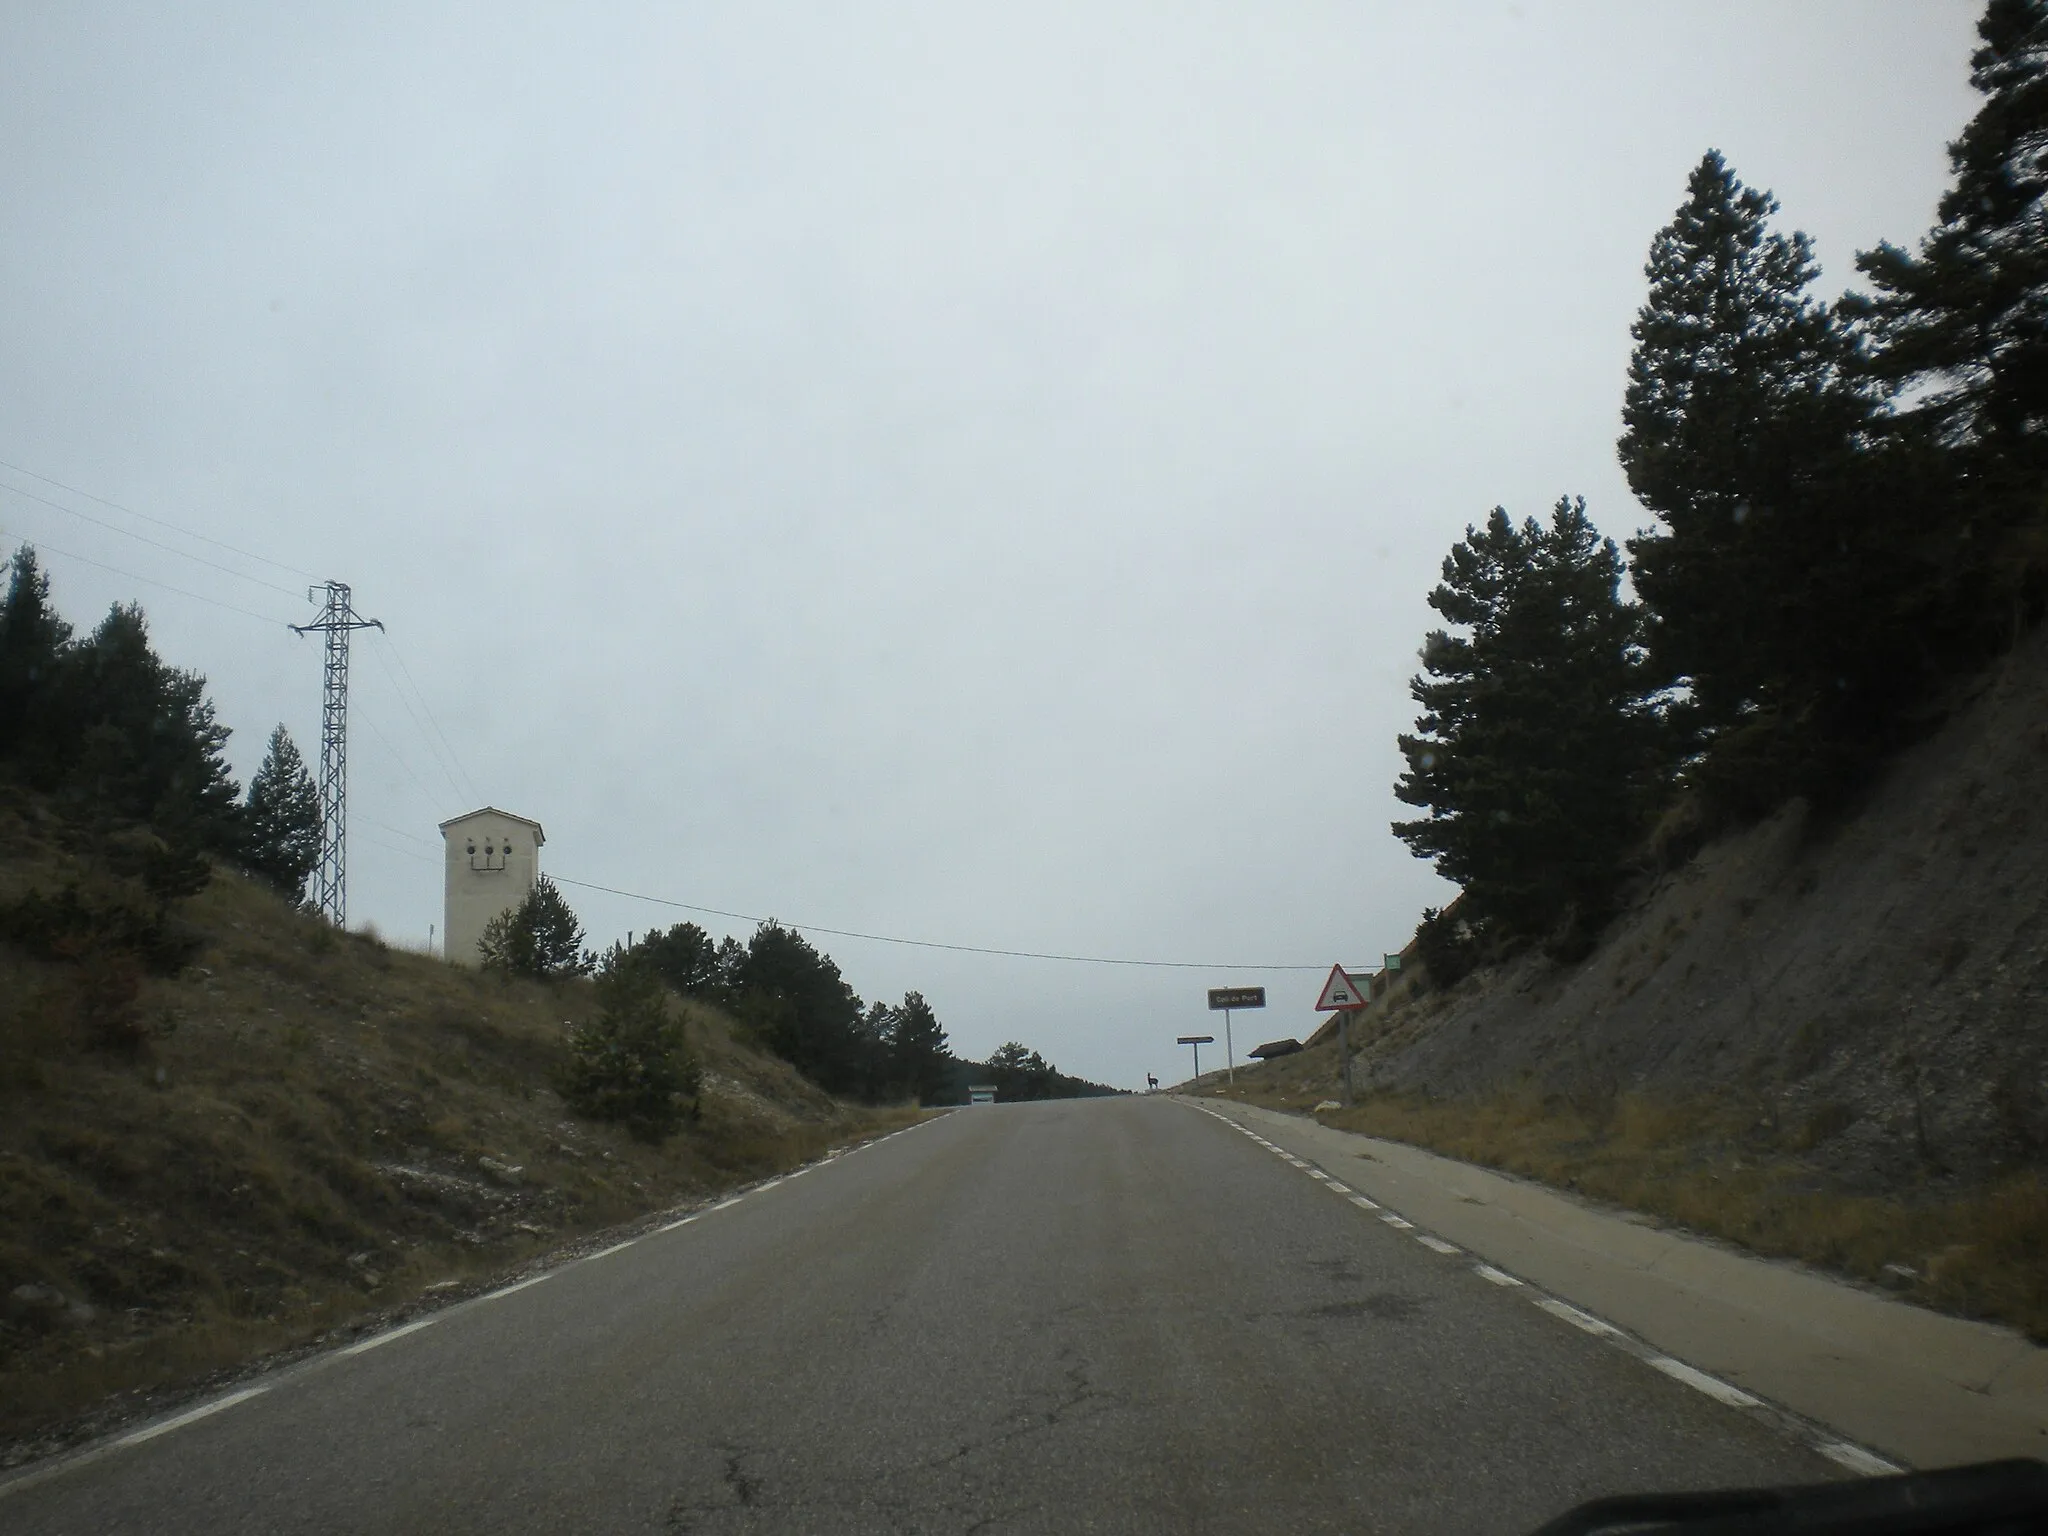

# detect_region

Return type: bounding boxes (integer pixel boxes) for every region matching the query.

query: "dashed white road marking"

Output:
[1536,1297,1621,1338]
[755,1178,784,1192]
[708,1197,743,1213]
[1821,1442,1902,1476]
[115,1387,268,1447]
[1647,1356,1762,1409]
[586,1239,638,1261]
[481,1273,551,1300]
[1188,1097,1904,1480]
[342,1317,439,1356]
[658,1215,700,1233]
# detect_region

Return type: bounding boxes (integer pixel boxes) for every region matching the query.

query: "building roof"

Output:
[1248,1038,1304,1059]
[438,807,546,842]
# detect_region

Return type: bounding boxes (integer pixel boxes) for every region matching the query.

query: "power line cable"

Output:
[366,640,470,805]
[373,637,473,805]
[377,632,479,804]
[352,829,440,867]
[0,479,304,597]
[1,524,293,627]
[548,873,1330,971]
[0,456,320,580]
[359,813,439,848]
[355,706,447,814]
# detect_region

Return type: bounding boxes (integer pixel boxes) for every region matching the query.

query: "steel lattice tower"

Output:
[291,582,383,927]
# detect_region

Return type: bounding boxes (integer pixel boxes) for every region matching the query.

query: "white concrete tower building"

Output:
[439,807,546,966]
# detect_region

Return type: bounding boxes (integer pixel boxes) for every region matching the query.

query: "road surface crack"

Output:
[918,1357,1122,1475]
[664,1444,768,1532]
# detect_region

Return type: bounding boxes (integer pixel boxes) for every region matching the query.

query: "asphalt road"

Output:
[1,1096,1838,1534]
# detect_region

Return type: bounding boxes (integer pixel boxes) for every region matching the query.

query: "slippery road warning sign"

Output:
[1313,964,1367,1011]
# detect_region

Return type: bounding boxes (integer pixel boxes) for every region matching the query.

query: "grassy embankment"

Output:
[1197,1052,2048,1342]
[0,790,925,1455]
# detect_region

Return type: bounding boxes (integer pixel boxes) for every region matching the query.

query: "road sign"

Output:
[1313,964,1367,1011]
[1176,1034,1217,1081]
[1207,987,1266,1010]
[1206,988,1264,1087]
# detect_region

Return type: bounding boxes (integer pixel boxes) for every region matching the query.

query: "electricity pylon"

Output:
[291,582,383,926]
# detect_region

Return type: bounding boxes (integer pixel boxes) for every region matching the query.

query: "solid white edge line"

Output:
[586,1239,637,1261]
[0,1118,938,1493]
[481,1273,551,1300]
[341,1316,439,1357]
[115,1386,268,1447]
[1646,1355,1763,1409]
[1536,1297,1621,1337]
[1474,1264,1523,1287]
[1821,1441,1902,1477]
[1415,1235,1461,1255]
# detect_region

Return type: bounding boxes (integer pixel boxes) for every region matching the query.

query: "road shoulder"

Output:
[1186,1096,2048,1470]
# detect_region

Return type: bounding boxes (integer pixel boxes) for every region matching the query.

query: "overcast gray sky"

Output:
[0,2,1981,1089]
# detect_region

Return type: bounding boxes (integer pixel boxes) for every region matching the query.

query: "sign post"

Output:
[1206,987,1266,1086]
[1313,964,1370,1107]
[1175,1034,1216,1083]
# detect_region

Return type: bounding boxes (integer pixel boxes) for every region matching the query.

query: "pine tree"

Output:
[1617,151,1943,807]
[1620,152,1870,735]
[1851,0,2048,468]
[1394,498,1654,951]
[0,546,71,768]
[887,991,952,1104]
[1846,0,2048,649]
[633,921,726,997]
[242,724,321,902]
[729,922,866,1094]
[477,874,593,979]
[54,603,241,842]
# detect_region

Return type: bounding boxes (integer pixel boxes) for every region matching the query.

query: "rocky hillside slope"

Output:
[1347,619,2048,1191]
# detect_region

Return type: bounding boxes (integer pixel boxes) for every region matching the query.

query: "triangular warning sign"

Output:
[1314,963,1364,1011]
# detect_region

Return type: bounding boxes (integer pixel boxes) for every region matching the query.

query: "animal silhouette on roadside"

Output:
[1146,1074,1159,1092]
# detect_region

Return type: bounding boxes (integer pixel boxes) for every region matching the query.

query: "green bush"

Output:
[0,877,200,978]
[1413,905,1483,990]
[556,953,701,1142]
